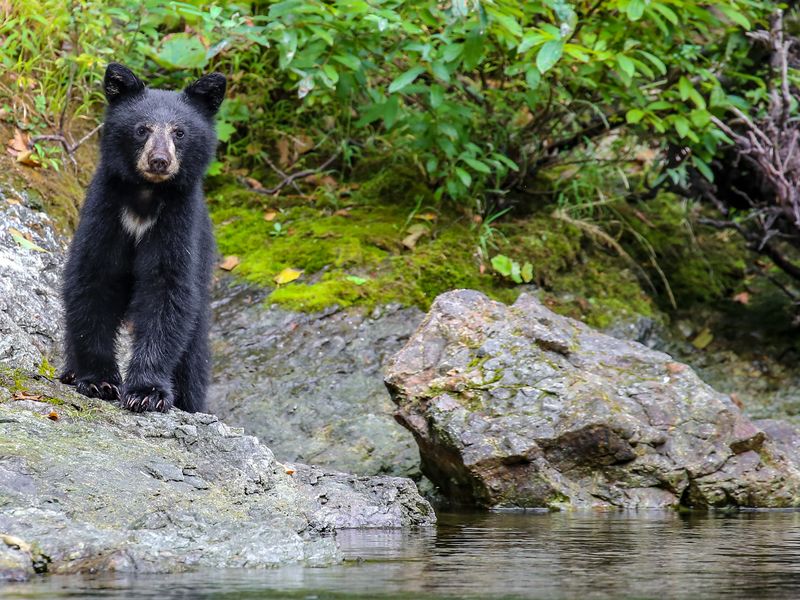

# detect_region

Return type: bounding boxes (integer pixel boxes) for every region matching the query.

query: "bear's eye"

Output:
[136,126,148,137]
[174,128,185,139]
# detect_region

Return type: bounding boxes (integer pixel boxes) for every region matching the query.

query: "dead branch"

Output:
[245,152,340,196]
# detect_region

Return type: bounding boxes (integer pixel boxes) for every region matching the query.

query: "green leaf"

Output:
[455,167,472,188]
[346,275,368,285]
[216,121,236,142]
[616,54,635,78]
[152,34,208,70]
[678,77,692,101]
[332,54,361,71]
[462,29,485,70]
[718,6,750,29]
[388,66,425,93]
[691,155,714,182]
[521,262,534,283]
[510,260,522,284]
[626,109,645,124]
[626,0,646,21]
[10,230,47,253]
[536,40,564,74]
[491,254,513,277]
[525,66,541,90]
[463,157,491,174]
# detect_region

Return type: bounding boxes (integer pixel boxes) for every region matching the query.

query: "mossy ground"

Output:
[208,167,666,328]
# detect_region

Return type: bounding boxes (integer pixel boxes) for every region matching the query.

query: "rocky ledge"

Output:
[0,372,434,582]
[0,196,434,583]
[385,290,800,510]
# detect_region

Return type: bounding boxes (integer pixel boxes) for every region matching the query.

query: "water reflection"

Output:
[5,511,800,599]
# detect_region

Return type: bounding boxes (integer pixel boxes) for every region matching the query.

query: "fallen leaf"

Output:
[333,209,351,217]
[48,410,59,421]
[730,393,744,409]
[219,255,240,271]
[285,468,295,475]
[293,134,314,156]
[7,128,28,155]
[479,263,486,275]
[1,534,31,553]
[12,390,43,401]
[414,212,439,222]
[666,362,686,374]
[277,138,291,168]
[274,267,302,285]
[346,275,368,285]
[402,223,429,250]
[691,328,714,350]
[16,150,41,167]
[263,210,278,222]
[732,291,750,305]
[9,228,47,252]
[244,177,263,191]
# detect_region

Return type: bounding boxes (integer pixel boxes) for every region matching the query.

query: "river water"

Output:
[4,511,800,599]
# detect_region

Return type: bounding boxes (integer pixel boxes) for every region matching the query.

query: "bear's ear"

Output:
[183,73,227,117]
[104,63,145,103]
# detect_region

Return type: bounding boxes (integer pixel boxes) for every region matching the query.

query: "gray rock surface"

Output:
[385,290,800,509]
[209,282,423,477]
[0,372,434,579]
[0,194,67,371]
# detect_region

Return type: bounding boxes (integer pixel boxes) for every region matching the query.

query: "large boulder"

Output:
[385,290,800,509]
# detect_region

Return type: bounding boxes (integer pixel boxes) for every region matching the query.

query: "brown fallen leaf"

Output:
[730,393,744,409]
[414,212,439,222]
[402,223,429,250]
[263,210,278,222]
[48,410,59,421]
[732,291,750,305]
[285,468,295,475]
[274,267,302,285]
[12,390,43,401]
[666,362,686,375]
[277,137,291,168]
[219,255,240,271]
[333,209,351,217]
[7,128,28,155]
[293,134,314,156]
[244,177,264,191]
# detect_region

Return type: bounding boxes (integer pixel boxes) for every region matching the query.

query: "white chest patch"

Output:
[120,207,157,243]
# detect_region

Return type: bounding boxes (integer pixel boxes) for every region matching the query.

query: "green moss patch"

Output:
[208,172,661,329]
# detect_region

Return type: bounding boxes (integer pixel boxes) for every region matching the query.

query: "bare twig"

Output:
[247,152,340,196]
[28,123,103,169]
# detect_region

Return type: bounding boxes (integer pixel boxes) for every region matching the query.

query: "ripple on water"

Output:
[5,511,800,599]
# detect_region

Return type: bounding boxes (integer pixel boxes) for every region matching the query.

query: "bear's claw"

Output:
[76,379,121,401]
[121,387,171,413]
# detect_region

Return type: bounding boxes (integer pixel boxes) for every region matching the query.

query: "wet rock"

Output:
[0,373,435,580]
[288,463,436,529]
[209,281,424,477]
[385,290,800,509]
[0,196,67,371]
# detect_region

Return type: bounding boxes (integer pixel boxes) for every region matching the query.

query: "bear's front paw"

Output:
[59,370,77,385]
[75,378,121,401]
[121,385,173,413]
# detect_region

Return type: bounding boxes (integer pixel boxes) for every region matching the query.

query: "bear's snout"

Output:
[148,153,170,174]
[136,124,180,183]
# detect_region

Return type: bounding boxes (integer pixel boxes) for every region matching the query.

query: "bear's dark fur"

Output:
[59,64,226,413]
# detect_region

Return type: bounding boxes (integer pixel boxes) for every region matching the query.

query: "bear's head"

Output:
[100,63,226,186]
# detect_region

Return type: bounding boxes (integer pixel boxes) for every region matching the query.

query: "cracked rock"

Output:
[385,290,800,509]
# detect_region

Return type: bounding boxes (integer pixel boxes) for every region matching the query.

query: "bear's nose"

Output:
[148,154,170,173]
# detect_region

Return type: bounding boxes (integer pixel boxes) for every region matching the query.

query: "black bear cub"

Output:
[59,64,226,413]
